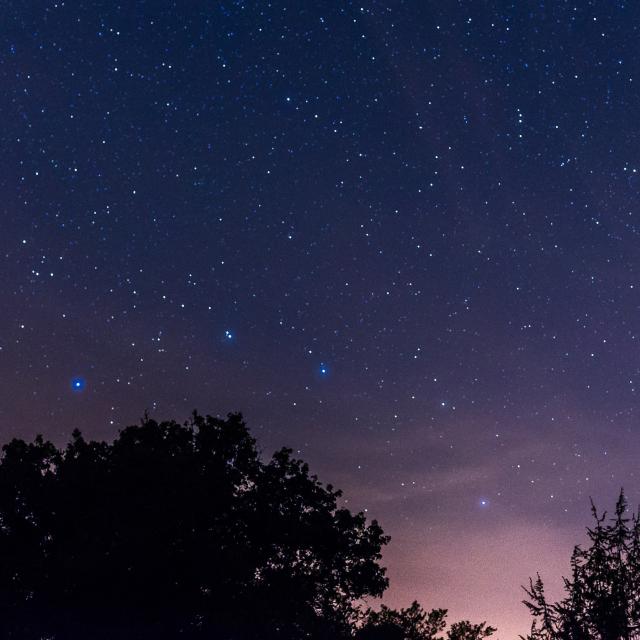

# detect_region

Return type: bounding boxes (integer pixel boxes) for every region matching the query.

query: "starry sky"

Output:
[3,1,640,637]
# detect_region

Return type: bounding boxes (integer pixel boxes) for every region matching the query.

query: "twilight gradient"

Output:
[2,3,640,637]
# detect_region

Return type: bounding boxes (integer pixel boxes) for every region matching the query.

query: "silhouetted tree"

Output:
[356,601,495,640]
[446,621,496,640]
[0,413,389,639]
[523,491,640,640]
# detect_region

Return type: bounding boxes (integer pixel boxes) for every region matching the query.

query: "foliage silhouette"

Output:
[0,413,389,639]
[0,412,496,639]
[356,601,495,640]
[523,490,640,640]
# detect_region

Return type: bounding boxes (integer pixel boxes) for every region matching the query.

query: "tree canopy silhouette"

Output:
[356,601,495,640]
[0,412,389,639]
[0,412,495,639]
[523,491,640,640]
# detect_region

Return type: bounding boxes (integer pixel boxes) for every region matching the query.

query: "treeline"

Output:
[0,412,493,639]
[0,412,637,639]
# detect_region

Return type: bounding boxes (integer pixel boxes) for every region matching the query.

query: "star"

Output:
[71,377,86,392]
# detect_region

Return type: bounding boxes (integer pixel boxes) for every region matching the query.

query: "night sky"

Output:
[3,1,640,637]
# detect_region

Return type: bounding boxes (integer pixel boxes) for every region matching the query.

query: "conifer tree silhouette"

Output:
[524,491,640,640]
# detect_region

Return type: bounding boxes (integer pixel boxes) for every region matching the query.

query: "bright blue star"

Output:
[224,330,233,340]
[319,363,328,376]
[479,498,489,508]
[71,377,86,392]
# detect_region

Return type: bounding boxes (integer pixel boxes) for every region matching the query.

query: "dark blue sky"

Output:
[3,2,640,636]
